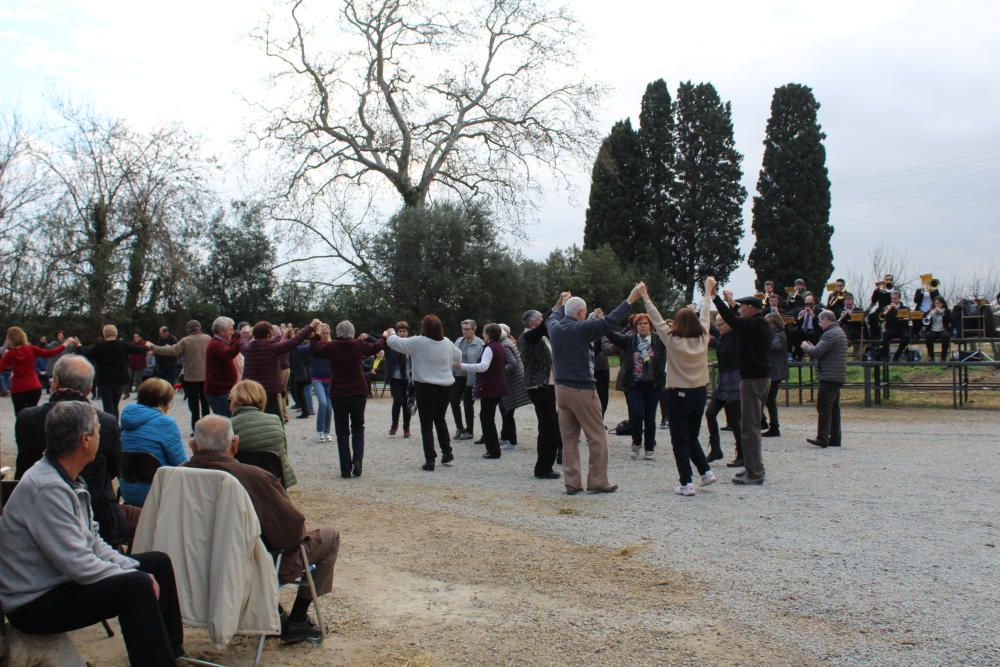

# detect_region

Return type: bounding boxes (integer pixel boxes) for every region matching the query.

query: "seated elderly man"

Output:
[184,414,339,644]
[0,401,184,666]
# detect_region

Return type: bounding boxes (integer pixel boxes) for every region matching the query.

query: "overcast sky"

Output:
[3,0,998,298]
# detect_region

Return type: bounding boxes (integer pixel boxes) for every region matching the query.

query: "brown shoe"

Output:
[586,484,618,494]
[565,487,583,495]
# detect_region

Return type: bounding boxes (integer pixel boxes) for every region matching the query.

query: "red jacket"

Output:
[310,337,385,398]
[205,335,242,396]
[127,339,147,370]
[240,326,314,395]
[0,345,66,393]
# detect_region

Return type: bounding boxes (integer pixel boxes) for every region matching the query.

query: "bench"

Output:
[3,623,86,667]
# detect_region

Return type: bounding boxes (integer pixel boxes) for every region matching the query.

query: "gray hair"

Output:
[185,320,201,333]
[499,323,510,338]
[564,296,587,318]
[335,320,355,338]
[52,355,95,393]
[45,401,98,458]
[818,309,837,324]
[212,316,234,335]
[460,319,477,330]
[521,310,543,327]
[194,415,234,452]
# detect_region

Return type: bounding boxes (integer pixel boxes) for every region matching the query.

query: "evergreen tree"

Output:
[583,119,645,265]
[748,83,832,293]
[638,79,676,276]
[671,82,747,303]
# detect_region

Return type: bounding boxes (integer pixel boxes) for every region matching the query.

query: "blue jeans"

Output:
[312,380,332,433]
[626,382,662,450]
[206,394,231,417]
[667,387,710,485]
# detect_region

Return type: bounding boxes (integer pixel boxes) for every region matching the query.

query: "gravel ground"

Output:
[2,389,998,665]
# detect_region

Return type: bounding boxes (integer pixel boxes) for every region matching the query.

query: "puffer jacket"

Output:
[230,405,297,488]
[500,337,531,413]
[119,402,188,505]
[769,329,790,382]
[518,323,553,388]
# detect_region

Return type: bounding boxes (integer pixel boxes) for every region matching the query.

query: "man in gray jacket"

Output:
[518,310,562,479]
[0,401,184,666]
[802,310,848,448]
[547,283,642,495]
[451,320,484,440]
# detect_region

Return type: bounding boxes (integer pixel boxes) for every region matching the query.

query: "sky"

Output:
[2,0,999,299]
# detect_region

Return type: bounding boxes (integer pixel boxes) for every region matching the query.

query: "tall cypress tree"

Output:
[638,79,676,284]
[583,119,645,266]
[671,82,746,303]
[749,84,832,294]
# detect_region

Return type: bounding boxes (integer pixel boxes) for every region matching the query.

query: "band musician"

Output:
[880,289,911,361]
[912,278,940,338]
[836,293,865,342]
[765,294,783,317]
[923,296,952,361]
[826,279,847,316]
[763,281,776,303]
[867,274,894,339]
[789,294,822,360]
[785,279,807,315]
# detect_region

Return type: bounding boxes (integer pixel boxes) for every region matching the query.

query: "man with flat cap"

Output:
[709,279,772,485]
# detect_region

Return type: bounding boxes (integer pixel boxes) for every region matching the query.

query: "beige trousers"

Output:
[555,385,611,491]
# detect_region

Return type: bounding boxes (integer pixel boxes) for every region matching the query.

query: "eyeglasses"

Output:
[461,327,473,331]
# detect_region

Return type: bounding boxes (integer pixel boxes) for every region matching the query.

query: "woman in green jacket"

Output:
[229,379,297,487]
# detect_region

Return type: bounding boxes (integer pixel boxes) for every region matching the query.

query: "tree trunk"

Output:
[124,208,152,314]
[87,202,114,328]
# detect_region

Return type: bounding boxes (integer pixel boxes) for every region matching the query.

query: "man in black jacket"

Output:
[518,310,562,480]
[711,282,772,485]
[14,355,137,545]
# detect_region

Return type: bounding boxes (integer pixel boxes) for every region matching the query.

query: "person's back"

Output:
[230,405,296,487]
[547,301,631,388]
[813,324,848,382]
[387,335,460,385]
[119,403,187,505]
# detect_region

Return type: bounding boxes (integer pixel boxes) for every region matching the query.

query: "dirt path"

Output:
[73,489,809,666]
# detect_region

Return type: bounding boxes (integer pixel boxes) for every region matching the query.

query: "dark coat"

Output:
[518,323,553,388]
[83,340,150,387]
[14,389,125,544]
[605,330,667,387]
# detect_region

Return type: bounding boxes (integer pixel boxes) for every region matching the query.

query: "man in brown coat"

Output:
[183,415,339,644]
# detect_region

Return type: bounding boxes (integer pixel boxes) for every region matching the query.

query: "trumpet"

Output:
[784,286,795,295]
[875,279,894,291]
[879,303,898,322]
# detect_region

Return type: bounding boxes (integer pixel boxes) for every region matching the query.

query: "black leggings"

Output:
[449,376,475,434]
[705,396,742,459]
[480,397,502,457]
[414,382,452,463]
[99,384,124,418]
[764,380,781,429]
[11,388,42,416]
[389,378,411,429]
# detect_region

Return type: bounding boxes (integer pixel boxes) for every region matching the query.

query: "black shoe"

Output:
[474,437,485,445]
[721,425,733,431]
[281,618,322,644]
[762,428,781,438]
[732,474,764,486]
[556,453,563,465]
[296,412,311,419]
[422,462,435,471]
[565,487,583,495]
[441,452,454,465]
[760,420,769,430]
[726,458,744,468]
[340,472,351,478]
[706,449,724,463]
[807,438,828,448]
[535,471,561,479]
[352,461,363,477]
[482,453,501,459]
[457,431,474,441]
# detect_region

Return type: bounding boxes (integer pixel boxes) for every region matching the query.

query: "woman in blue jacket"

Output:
[119,378,187,505]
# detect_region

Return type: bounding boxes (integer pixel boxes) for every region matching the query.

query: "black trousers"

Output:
[449,376,475,434]
[292,379,311,413]
[480,397,502,457]
[155,363,177,386]
[264,392,282,420]
[99,384,125,418]
[11,388,42,416]
[816,380,842,446]
[764,379,782,429]
[332,394,366,476]
[389,378,412,429]
[658,389,670,425]
[925,330,951,360]
[528,386,561,475]
[667,387,710,485]
[500,408,517,444]
[594,368,611,416]
[414,382,452,463]
[7,551,183,667]
[881,331,910,361]
[181,380,209,433]
[706,396,741,458]
[626,382,661,451]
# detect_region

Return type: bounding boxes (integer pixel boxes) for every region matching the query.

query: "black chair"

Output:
[120,451,162,486]
[235,450,284,487]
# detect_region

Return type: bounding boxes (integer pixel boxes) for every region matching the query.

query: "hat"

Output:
[185,319,201,333]
[735,296,764,309]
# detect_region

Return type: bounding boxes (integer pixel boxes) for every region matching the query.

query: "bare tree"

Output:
[0,114,46,259]
[252,0,603,217]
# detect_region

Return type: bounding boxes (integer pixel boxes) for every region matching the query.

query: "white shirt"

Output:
[460,346,493,373]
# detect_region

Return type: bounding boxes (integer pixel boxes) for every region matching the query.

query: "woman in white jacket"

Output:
[640,278,717,496]
[385,315,462,471]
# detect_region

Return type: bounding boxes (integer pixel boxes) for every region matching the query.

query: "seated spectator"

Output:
[0,401,184,666]
[14,355,140,545]
[120,378,188,506]
[184,415,339,644]
[229,379,297,488]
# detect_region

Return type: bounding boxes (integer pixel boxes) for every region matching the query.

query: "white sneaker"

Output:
[316,433,326,443]
[700,471,717,486]
[500,441,518,451]
[630,445,640,460]
[322,432,331,442]
[643,450,655,461]
[675,483,696,496]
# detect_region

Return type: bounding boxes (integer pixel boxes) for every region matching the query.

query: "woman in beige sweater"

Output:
[640,277,717,496]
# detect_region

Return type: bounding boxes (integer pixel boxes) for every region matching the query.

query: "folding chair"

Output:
[120,451,162,486]
[235,450,327,643]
